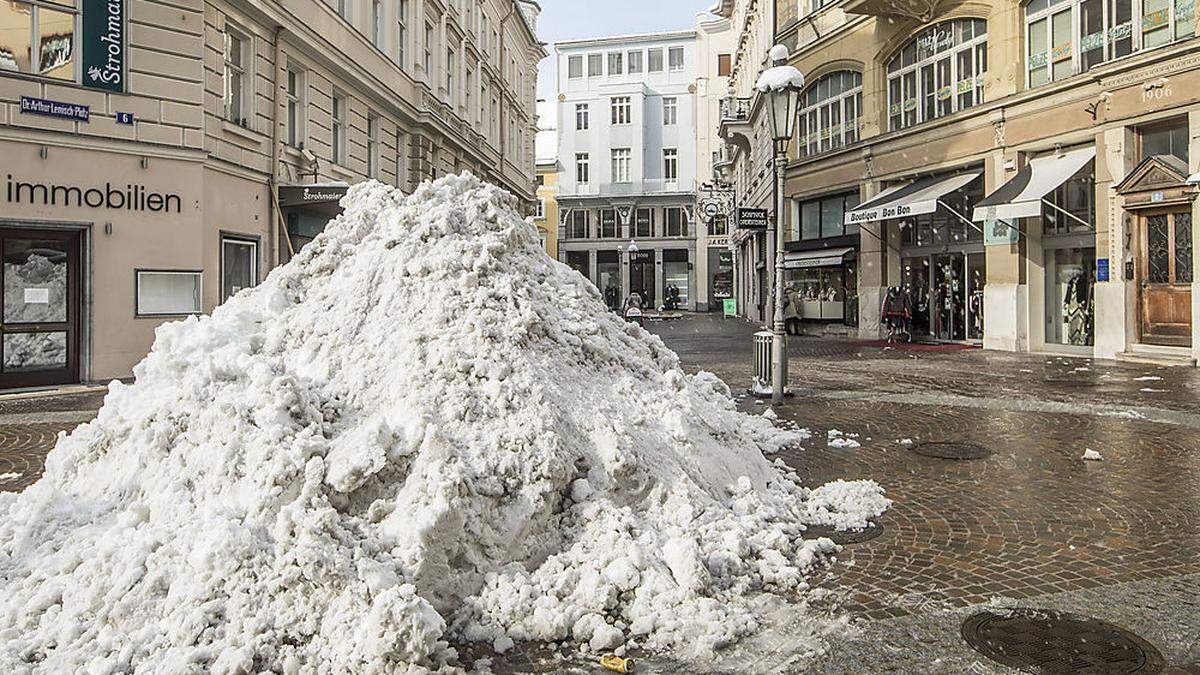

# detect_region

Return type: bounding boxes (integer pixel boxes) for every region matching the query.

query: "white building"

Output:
[555,30,701,311]
[694,11,736,312]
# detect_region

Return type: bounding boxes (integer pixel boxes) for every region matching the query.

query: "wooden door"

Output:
[1140,210,1193,346]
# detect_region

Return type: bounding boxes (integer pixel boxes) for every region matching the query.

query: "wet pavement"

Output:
[2,321,1199,673]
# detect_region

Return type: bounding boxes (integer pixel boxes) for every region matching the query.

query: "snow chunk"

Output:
[1082,449,1103,461]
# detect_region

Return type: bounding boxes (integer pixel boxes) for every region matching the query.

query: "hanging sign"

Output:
[82,0,126,93]
[737,208,769,230]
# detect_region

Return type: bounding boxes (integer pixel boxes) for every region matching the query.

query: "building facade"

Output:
[694,10,737,311]
[554,30,702,312]
[718,0,1200,364]
[532,98,558,257]
[0,0,542,390]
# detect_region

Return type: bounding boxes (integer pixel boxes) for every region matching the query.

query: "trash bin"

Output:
[754,330,773,388]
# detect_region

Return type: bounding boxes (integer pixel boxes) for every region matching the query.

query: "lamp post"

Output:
[756,45,804,406]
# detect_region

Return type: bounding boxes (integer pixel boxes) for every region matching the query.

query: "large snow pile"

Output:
[0,174,888,672]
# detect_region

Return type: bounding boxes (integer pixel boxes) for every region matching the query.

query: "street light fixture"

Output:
[756,44,804,406]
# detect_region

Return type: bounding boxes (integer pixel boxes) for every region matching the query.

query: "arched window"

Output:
[887,19,988,131]
[797,71,862,157]
[1024,0,1193,88]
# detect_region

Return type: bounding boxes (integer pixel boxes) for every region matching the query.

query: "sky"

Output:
[533,0,716,101]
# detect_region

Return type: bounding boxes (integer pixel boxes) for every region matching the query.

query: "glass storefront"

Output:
[709,248,733,309]
[663,249,689,308]
[596,250,620,310]
[783,260,857,323]
[1045,246,1096,347]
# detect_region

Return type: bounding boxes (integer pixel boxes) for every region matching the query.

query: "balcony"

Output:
[719,96,751,122]
[563,179,696,198]
[718,95,754,150]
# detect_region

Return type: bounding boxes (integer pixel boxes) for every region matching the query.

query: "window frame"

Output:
[367,113,381,178]
[575,103,589,130]
[663,148,678,181]
[627,49,644,73]
[331,91,347,165]
[135,269,203,317]
[607,51,623,75]
[575,152,590,183]
[285,65,306,148]
[611,96,631,125]
[611,148,632,183]
[635,207,655,238]
[219,235,260,304]
[223,25,251,125]
[587,53,602,77]
[886,19,988,131]
[662,96,678,125]
[798,71,863,158]
[664,207,689,237]
[568,54,583,79]
[0,0,83,85]
[668,46,685,71]
[648,48,664,72]
[599,209,618,238]
[1023,0,1190,89]
[398,0,409,69]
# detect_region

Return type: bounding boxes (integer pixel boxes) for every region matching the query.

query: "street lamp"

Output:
[755,44,804,405]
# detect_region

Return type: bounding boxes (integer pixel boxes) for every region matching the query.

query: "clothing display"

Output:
[881,286,913,342]
[1063,267,1095,346]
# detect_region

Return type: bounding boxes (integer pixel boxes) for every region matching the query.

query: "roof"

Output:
[554,29,697,51]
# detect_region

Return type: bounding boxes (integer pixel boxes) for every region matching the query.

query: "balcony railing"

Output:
[719,96,751,122]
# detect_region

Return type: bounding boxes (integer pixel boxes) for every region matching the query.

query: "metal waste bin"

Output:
[754,330,773,388]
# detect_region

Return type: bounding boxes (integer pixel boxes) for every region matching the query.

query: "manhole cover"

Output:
[962,608,1166,674]
[911,441,992,460]
[803,522,883,544]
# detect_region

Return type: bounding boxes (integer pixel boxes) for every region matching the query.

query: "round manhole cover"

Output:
[962,608,1166,674]
[911,441,992,460]
[803,522,883,544]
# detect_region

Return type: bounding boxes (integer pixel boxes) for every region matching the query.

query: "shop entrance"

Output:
[903,252,985,342]
[629,250,655,308]
[0,228,81,389]
[1139,209,1193,347]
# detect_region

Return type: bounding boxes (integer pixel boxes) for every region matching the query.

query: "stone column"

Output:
[1093,127,1137,359]
[857,175,886,339]
[983,148,1029,352]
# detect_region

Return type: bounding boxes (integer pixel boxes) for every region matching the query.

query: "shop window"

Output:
[566,251,589,278]
[1025,0,1192,87]
[285,66,306,147]
[887,19,987,131]
[900,174,984,246]
[663,249,690,306]
[597,251,621,308]
[635,208,654,238]
[1140,118,1189,163]
[223,27,250,125]
[1043,157,1096,234]
[794,191,861,241]
[220,237,258,303]
[798,71,862,157]
[599,209,618,238]
[137,271,202,316]
[665,207,689,237]
[0,1,79,83]
[565,210,589,238]
[710,248,733,302]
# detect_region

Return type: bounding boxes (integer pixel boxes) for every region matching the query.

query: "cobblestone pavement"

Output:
[3,324,1199,673]
[644,314,1200,673]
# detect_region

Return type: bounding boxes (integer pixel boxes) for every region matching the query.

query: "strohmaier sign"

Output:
[83,0,125,93]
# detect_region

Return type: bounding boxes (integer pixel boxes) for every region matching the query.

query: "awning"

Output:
[972,148,1095,221]
[783,246,855,270]
[845,172,981,225]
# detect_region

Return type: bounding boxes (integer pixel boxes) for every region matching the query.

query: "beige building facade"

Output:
[718,0,1200,364]
[0,0,542,389]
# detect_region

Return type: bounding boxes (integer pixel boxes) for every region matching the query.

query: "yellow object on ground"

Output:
[599,654,635,673]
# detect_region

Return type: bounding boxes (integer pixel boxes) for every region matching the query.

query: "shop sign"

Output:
[5,176,182,212]
[629,251,653,263]
[1051,41,1073,63]
[616,206,632,225]
[984,219,1018,246]
[1029,51,1049,69]
[278,183,348,207]
[82,0,126,93]
[1096,258,1110,282]
[19,96,89,122]
[723,298,737,317]
[1110,22,1133,40]
[708,236,730,247]
[1142,7,1170,30]
[737,208,768,230]
[1080,31,1105,52]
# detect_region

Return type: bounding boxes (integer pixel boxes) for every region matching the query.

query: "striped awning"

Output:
[972,148,1095,221]
[845,172,982,225]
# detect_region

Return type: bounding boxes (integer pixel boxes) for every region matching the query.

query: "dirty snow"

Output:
[827,430,860,449]
[0,175,888,672]
[0,472,22,483]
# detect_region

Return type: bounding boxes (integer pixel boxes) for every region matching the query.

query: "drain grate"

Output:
[911,441,992,460]
[803,522,883,544]
[961,608,1165,674]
